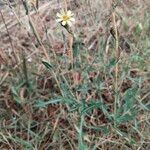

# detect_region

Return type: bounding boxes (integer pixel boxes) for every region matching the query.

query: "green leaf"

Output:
[124,88,137,112]
[81,101,102,114]
[73,40,82,57]
[69,103,81,112]
[106,58,118,70]
[8,136,34,149]
[78,115,87,150]
[42,61,53,70]
[11,87,21,104]
[135,23,143,35]
[115,88,138,124]
[116,112,136,124]
[35,99,62,108]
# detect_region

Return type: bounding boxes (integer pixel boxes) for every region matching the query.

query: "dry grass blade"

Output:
[0,0,150,149]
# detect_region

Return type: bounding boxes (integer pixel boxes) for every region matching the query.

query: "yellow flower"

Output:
[56,10,75,27]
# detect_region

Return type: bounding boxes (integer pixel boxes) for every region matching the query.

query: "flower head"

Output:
[56,10,75,27]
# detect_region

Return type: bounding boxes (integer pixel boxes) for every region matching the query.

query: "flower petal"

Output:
[70,17,75,22]
[60,9,65,15]
[67,20,72,26]
[56,18,62,22]
[67,10,74,16]
[56,13,62,17]
[62,21,66,26]
[70,13,74,16]
[67,10,71,15]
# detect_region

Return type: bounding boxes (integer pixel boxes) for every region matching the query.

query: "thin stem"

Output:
[68,33,74,68]
[112,12,119,118]
[64,0,68,11]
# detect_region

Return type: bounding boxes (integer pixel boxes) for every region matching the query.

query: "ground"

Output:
[0,0,150,149]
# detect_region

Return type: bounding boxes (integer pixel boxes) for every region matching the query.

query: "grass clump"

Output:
[0,0,150,149]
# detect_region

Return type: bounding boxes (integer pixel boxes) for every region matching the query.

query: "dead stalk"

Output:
[0,10,18,63]
[112,12,119,86]
[64,0,68,11]
[68,33,74,68]
[112,12,119,116]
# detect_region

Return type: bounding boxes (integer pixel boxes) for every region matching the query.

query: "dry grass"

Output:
[0,0,150,149]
